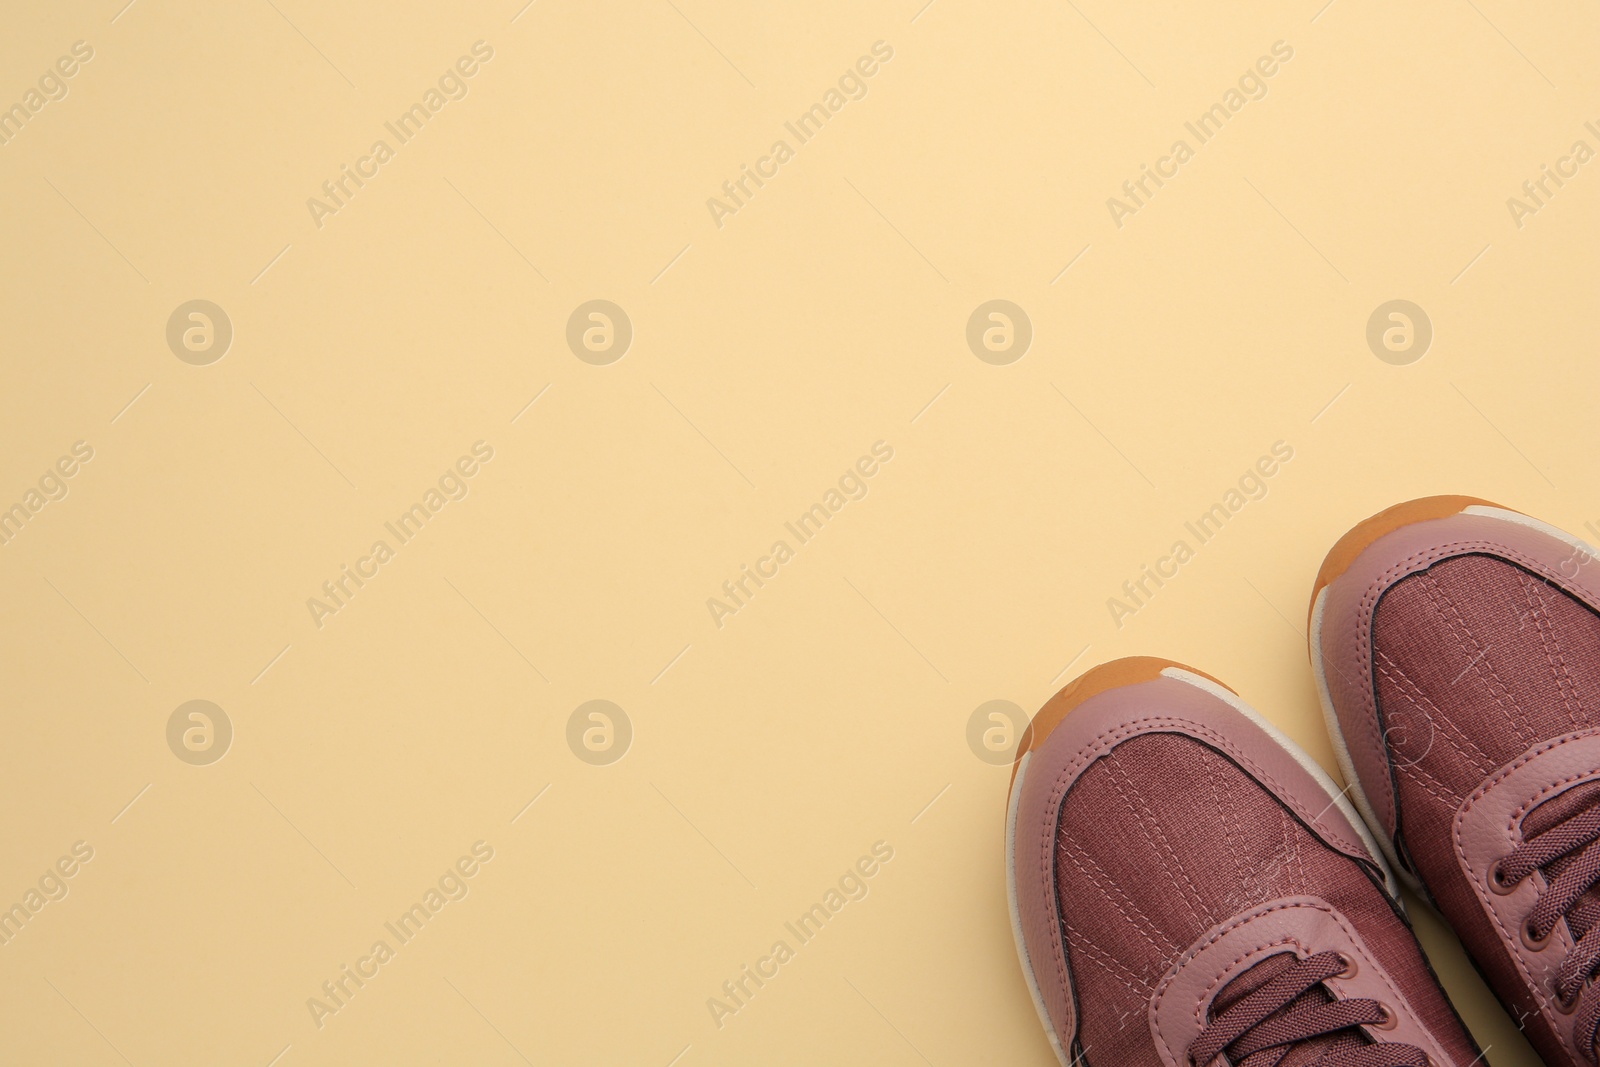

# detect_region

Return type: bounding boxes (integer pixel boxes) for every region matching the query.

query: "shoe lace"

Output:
[1495,801,1600,1060]
[1187,951,1429,1067]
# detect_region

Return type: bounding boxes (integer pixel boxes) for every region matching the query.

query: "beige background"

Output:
[0,0,1595,1063]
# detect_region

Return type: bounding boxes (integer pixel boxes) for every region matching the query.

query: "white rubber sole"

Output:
[1006,745,1071,1067]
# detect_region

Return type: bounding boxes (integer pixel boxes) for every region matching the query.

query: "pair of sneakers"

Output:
[1008,497,1600,1067]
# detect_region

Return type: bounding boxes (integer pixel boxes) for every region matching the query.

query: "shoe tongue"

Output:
[1211,953,1367,1067]
[1524,781,1600,942]
[1525,780,1600,837]
[1214,951,1296,1011]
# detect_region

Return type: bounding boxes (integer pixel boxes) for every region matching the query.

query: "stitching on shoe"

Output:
[1151,898,1441,1067]
[1210,760,1250,896]
[1374,651,1493,774]
[1058,831,1178,958]
[1193,933,1305,1027]
[1521,573,1586,732]
[1348,536,1600,839]
[1149,899,1337,1063]
[1420,569,1534,747]
[1283,805,1310,892]
[1102,752,1212,929]
[1506,758,1600,833]
[1041,716,1369,871]
[1037,710,1376,1048]
[1064,918,1160,994]
[1454,731,1600,1039]
[1396,758,1463,809]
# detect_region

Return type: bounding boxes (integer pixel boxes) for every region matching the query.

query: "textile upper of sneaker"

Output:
[1313,499,1600,1066]
[1008,658,1482,1066]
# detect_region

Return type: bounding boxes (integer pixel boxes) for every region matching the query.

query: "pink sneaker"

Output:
[1008,656,1482,1066]
[1313,496,1600,1066]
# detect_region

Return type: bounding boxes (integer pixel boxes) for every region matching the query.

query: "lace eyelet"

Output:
[1490,861,1519,896]
[1522,921,1551,951]
[1370,1003,1398,1031]
[1334,952,1358,980]
[1556,974,1598,1016]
